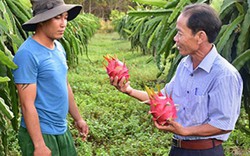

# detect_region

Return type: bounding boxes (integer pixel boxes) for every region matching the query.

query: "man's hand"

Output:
[110,76,132,95]
[75,119,89,141]
[34,145,51,156]
[154,120,188,136]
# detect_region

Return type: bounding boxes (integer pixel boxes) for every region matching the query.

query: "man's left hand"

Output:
[154,120,188,136]
[75,119,89,141]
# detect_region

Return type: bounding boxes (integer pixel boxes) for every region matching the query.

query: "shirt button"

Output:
[187,91,189,93]
[190,73,193,76]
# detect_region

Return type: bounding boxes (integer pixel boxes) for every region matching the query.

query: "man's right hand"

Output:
[110,76,150,103]
[34,145,51,156]
[110,76,132,95]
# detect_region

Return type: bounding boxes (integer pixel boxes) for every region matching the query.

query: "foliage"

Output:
[110,10,126,33]
[114,0,250,134]
[68,32,173,155]
[110,10,126,21]
[61,13,100,67]
[0,0,30,154]
[216,0,250,133]
[65,0,135,20]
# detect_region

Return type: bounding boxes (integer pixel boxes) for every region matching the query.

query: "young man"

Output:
[12,0,88,155]
[110,4,243,156]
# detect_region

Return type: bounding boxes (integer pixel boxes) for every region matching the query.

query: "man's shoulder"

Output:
[14,37,42,61]
[213,55,241,81]
[215,55,237,72]
[17,37,35,52]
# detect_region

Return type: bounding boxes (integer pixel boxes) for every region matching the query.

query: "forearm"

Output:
[16,84,46,148]
[22,104,45,148]
[67,82,88,141]
[126,87,150,104]
[69,102,82,122]
[156,120,231,137]
[68,83,82,122]
[184,124,231,137]
[110,77,149,104]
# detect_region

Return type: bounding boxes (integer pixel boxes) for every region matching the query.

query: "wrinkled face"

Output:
[174,13,199,56]
[40,12,68,40]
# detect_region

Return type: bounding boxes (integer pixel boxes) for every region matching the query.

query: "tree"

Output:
[65,0,135,20]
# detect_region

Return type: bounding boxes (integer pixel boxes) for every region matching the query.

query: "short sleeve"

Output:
[12,50,38,84]
[208,75,243,130]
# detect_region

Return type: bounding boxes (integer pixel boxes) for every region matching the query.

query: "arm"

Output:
[67,81,89,141]
[110,76,149,103]
[16,84,51,156]
[154,121,230,136]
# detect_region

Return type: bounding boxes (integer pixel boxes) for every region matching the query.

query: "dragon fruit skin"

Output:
[103,55,130,81]
[146,86,177,126]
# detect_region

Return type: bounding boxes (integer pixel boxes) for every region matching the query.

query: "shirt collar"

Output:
[183,45,218,73]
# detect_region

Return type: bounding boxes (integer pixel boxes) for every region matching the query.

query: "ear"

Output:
[196,31,207,44]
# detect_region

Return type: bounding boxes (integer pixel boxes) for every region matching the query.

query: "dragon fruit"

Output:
[145,86,177,126]
[103,54,130,81]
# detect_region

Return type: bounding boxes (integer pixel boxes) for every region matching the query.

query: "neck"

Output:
[32,31,55,49]
[192,43,213,69]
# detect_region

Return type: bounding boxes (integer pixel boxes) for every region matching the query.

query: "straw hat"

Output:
[22,0,82,31]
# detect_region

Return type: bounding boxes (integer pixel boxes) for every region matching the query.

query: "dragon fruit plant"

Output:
[103,54,130,81]
[145,86,177,126]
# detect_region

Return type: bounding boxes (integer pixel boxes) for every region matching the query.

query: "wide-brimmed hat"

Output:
[22,0,82,31]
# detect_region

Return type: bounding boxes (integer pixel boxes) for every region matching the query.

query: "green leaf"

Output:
[0,19,8,32]
[0,97,14,119]
[236,1,250,55]
[158,27,176,55]
[232,49,250,70]
[0,49,17,69]
[220,32,236,62]
[210,0,224,13]
[133,0,168,7]
[164,0,179,9]
[167,0,189,24]
[5,0,29,23]
[0,77,10,83]
[216,14,244,52]
[147,20,162,49]
[2,0,14,33]
[128,9,172,17]
[0,0,6,12]
[9,33,23,48]
[128,17,146,38]
[123,28,133,35]
[18,0,32,9]
[219,0,236,15]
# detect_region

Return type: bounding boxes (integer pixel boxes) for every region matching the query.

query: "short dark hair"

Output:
[182,3,222,43]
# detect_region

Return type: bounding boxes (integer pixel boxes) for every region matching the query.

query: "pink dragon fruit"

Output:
[103,54,130,81]
[145,86,177,126]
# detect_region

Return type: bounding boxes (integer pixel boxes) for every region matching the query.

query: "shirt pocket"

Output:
[186,94,209,125]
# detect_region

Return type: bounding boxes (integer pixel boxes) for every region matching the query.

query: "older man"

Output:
[110,3,243,156]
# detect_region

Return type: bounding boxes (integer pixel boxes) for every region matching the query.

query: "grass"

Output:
[66,32,250,156]
[68,32,171,156]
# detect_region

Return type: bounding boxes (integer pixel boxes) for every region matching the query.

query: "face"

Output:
[174,14,200,56]
[40,12,68,40]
